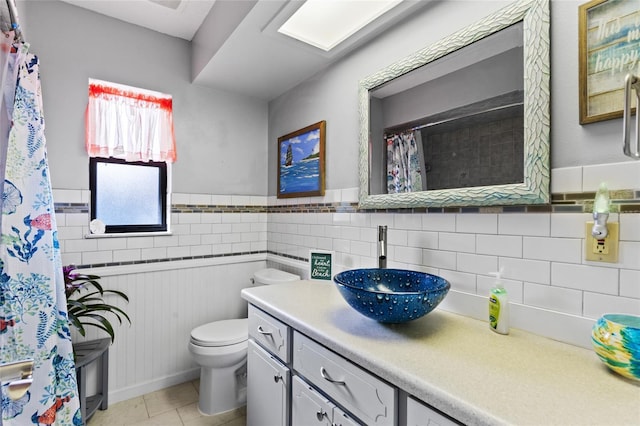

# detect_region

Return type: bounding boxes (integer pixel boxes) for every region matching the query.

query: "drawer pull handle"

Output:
[320,366,346,386]
[274,373,282,383]
[257,326,272,336]
[317,408,328,422]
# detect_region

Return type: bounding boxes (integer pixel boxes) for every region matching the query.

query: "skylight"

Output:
[147,0,182,11]
[278,0,403,52]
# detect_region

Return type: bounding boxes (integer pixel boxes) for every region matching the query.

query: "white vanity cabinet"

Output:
[247,305,291,426]
[247,304,450,426]
[242,281,639,426]
[292,376,361,426]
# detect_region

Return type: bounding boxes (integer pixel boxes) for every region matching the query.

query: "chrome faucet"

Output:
[378,225,387,268]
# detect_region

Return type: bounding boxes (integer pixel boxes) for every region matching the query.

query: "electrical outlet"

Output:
[593,237,609,254]
[585,222,619,263]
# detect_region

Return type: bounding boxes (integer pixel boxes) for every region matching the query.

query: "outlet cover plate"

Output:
[585,221,619,263]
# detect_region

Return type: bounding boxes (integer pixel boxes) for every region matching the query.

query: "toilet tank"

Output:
[253,268,300,286]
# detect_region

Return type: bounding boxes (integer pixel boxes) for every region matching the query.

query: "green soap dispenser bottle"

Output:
[489,269,509,334]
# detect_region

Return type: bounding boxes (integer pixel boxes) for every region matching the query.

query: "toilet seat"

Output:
[190,318,248,347]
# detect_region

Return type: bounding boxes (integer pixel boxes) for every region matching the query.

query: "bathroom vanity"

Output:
[242,280,639,426]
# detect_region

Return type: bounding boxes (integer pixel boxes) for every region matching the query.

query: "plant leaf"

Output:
[64,266,130,343]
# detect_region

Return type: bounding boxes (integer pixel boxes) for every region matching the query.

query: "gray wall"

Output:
[268,0,634,196]
[19,0,633,197]
[380,49,523,128]
[20,1,268,196]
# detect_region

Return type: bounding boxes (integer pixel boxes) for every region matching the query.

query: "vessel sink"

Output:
[333,268,450,323]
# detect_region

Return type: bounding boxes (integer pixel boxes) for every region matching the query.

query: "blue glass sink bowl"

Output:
[333,269,451,323]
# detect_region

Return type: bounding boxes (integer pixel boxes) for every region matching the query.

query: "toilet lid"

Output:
[190,318,248,347]
[254,268,300,285]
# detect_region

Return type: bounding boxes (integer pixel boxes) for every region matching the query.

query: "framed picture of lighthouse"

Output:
[277,120,326,198]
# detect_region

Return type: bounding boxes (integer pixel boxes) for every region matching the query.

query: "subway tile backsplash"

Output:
[582,161,640,191]
[53,161,640,348]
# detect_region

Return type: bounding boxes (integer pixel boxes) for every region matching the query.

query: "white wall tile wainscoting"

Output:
[69,258,267,405]
[55,161,639,405]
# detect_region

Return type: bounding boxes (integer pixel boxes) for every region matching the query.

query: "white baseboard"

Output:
[109,368,201,405]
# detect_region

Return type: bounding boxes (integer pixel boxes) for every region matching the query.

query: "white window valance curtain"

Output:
[85,79,177,163]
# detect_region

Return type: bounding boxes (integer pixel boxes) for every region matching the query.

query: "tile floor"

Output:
[87,380,246,426]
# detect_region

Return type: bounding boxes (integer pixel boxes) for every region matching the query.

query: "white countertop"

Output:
[241,280,640,426]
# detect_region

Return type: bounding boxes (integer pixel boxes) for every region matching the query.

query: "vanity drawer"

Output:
[406,396,460,426]
[292,375,361,426]
[293,331,396,426]
[248,305,290,363]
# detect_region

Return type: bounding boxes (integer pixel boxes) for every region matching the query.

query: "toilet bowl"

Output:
[189,318,248,415]
[188,268,300,416]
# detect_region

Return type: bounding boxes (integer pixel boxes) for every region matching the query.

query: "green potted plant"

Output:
[64,265,131,343]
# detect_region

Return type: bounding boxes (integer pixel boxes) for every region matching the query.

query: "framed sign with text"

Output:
[309,250,334,282]
[579,0,640,124]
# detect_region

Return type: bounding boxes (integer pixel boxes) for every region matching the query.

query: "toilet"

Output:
[188,268,300,415]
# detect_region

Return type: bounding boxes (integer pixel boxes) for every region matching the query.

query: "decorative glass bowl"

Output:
[333,268,450,323]
[591,313,640,381]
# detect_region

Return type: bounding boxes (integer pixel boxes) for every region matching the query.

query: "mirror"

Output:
[358,0,550,209]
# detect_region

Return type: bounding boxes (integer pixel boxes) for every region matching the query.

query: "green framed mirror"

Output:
[358,0,550,209]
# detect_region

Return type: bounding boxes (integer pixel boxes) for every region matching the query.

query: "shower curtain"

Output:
[386,130,426,193]
[0,32,81,425]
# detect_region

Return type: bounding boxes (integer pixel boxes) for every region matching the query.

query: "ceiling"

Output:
[59,0,430,101]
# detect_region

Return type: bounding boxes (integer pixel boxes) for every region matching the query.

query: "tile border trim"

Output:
[57,189,639,270]
[55,189,640,215]
[73,250,304,271]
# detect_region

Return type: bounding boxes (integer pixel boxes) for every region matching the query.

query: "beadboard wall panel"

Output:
[72,259,267,403]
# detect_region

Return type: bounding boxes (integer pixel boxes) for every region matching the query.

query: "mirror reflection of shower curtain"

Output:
[386,130,426,193]
[0,32,81,425]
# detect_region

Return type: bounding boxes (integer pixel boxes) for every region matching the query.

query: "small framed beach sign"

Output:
[309,250,334,282]
[277,121,326,198]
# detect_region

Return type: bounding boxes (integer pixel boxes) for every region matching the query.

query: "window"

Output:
[85,79,176,236]
[89,157,168,234]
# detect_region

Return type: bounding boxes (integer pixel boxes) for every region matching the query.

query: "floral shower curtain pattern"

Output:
[0,33,81,425]
[386,130,425,193]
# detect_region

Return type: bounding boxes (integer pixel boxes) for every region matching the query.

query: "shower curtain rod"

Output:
[5,0,23,42]
[384,101,523,137]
